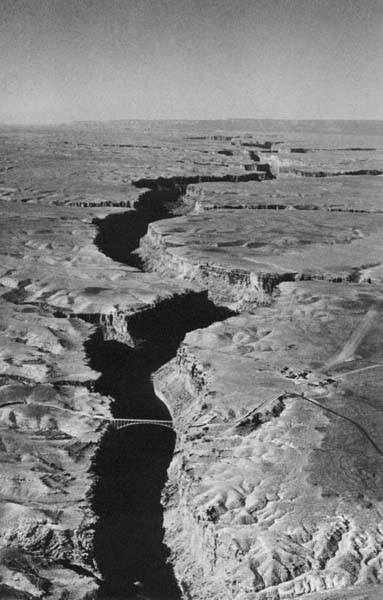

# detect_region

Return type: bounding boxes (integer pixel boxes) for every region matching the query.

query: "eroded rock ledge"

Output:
[138,207,383,310]
[0,196,204,597]
[155,282,383,600]
[0,297,107,599]
[2,124,383,600]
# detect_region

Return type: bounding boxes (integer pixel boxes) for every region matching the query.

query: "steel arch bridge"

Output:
[18,402,174,431]
[107,418,174,431]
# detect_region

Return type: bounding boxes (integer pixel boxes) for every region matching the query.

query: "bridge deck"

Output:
[108,418,174,430]
[19,402,174,430]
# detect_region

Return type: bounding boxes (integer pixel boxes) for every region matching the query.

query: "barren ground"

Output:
[1,120,383,600]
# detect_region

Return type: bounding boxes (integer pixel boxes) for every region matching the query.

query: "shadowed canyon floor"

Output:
[1,120,383,600]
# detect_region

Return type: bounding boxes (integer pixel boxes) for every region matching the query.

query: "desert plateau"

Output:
[1,118,383,600]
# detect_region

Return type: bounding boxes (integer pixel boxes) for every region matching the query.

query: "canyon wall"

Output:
[1,123,383,600]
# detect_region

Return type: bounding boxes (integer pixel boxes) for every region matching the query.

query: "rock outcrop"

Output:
[155,282,383,600]
[0,296,107,599]
[1,121,383,600]
[138,206,383,309]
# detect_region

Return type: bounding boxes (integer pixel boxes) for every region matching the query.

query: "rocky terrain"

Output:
[156,282,383,600]
[1,120,383,600]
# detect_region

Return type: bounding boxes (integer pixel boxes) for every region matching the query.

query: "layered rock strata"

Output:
[1,122,383,600]
[185,177,383,213]
[155,282,383,600]
[0,197,205,598]
[0,296,107,599]
[139,208,383,309]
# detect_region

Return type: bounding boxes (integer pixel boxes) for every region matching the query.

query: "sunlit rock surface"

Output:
[0,125,272,206]
[155,281,383,600]
[186,176,383,213]
[139,208,383,309]
[0,297,108,598]
[0,201,195,316]
[1,121,383,599]
[277,145,383,176]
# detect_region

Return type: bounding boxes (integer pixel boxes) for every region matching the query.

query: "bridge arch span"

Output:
[108,418,174,431]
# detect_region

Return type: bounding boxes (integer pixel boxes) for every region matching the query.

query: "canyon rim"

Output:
[0,119,383,600]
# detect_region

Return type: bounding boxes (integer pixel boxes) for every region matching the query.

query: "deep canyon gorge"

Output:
[1,120,383,600]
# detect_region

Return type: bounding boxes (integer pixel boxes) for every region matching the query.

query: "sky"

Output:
[1,0,382,124]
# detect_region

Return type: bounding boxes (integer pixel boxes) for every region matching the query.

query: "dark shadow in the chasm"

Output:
[93,190,182,269]
[86,295,235,599]
[92,425,177,600]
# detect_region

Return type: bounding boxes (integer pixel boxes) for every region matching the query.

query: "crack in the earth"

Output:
[85,172,383,597]
[88,184,234,599]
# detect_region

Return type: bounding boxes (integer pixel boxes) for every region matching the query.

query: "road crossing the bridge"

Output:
[23,402,174,430]
[109,418,174,430]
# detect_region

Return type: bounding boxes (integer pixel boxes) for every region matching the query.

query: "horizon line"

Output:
[2,117,383,128]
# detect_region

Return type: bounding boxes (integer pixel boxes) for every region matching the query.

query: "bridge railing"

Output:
[108,418,174,430]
